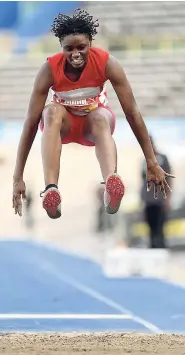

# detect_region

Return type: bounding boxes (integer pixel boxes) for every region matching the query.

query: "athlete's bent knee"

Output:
[43,104,66,127]
[89,113,110,135]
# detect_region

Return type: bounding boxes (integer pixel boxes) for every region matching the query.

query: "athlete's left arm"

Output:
[106,55,175,197]
[105,55,157,167]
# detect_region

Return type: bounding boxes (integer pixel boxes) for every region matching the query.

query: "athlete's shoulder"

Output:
[47,52,64,65]
[89,47,110,82]
[89,47,110,71]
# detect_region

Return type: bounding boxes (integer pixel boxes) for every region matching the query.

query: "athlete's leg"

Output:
[40,103,71,219]
[41,103,70,186]
[83,107,125,214]
[84,107,116,181]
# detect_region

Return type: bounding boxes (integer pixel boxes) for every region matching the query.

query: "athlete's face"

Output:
[62,34,90,69]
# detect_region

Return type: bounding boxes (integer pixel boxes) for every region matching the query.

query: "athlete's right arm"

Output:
[13,61,53,215]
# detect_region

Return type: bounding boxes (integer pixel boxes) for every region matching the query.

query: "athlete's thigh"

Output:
[83,106,116,143]
[41,103,71,139]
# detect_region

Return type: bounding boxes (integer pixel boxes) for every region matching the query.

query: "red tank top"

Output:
[47,47,109,116]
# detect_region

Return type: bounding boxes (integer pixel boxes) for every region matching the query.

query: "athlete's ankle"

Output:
[45,184,58,191]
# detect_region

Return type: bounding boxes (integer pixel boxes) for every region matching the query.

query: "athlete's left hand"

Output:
[146,163,175,199]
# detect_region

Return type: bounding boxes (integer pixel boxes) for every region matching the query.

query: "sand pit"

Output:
[0,332,185,355]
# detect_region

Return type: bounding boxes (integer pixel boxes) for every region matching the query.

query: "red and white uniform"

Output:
[40,47,116,146]
[40,48,124,219]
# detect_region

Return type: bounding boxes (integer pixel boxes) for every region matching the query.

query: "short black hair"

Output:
[51,8,99,43]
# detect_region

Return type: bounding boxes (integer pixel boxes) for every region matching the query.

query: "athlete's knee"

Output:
[43,104,66,127]
[89,110,110,135]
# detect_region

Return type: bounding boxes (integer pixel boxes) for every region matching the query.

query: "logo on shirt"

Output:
[51,85,108,116]
[64,99,88,106]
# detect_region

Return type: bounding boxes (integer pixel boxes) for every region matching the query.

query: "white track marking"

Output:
[0,314,132,320]
[8,241,162,333]
[38,261,162,334]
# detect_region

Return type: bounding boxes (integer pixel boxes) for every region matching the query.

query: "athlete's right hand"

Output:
[13,178,27,216]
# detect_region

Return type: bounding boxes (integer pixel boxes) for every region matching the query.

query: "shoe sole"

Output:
[42,188,61,219]
[105,174,125,214]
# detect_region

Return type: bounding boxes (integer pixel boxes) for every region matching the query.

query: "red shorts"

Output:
[40,104,116,146]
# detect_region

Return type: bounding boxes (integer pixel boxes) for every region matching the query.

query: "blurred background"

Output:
[1,1,185,280]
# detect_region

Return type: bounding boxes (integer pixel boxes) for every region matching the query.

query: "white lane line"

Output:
[0,314,132,320]
[38,261,162,334]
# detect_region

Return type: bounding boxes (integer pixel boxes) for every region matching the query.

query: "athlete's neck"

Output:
[64,60,87,82]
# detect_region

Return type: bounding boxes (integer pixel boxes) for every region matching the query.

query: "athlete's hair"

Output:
[51,8,99,43]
